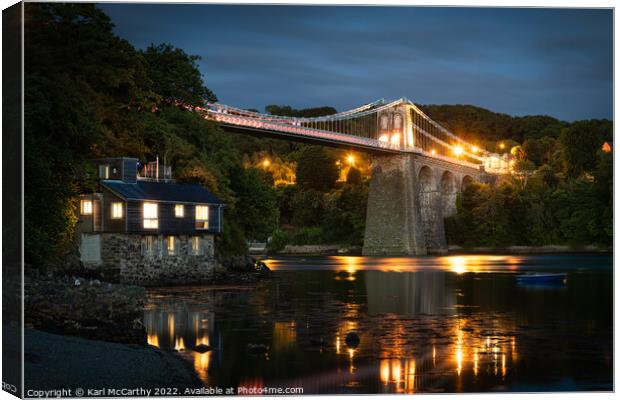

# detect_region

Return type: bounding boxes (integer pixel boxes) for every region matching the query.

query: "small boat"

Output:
[516,273,567,284]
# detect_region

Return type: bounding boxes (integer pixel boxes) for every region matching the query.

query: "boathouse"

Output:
[77,157,224,285]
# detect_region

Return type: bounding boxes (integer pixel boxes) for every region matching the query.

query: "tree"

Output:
[296,146,339,191]
[142,43,217,105]
[559,120,608,178]
[24,3,153,265]
[228,167,279,241]
[265,105,337,117]
[346,167,362,184]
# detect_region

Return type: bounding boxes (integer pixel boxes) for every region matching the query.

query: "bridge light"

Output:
[346,154,355,165]
[453,145,463,156]
[262,159,271,168]
[431,149,437,155]
[379,134,389,142]
[499,143,505,150]
[391,134,400,145]
[471,146,479,153]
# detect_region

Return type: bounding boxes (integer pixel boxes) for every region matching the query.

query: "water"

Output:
[144,254,612,393]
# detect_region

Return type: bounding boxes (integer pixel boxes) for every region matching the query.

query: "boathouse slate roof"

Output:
[101,180,224,205]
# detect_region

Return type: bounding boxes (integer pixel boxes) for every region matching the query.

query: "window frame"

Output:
[195,205,209,230]
[143,202,159,229]
[99,164,110,179]
[166,235,178,256]
[190,236,203,256]
[142,235,159,257]
[80,199,93,215]
[111,202,123,219]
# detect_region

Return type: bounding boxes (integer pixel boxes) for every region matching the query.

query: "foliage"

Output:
[346,167,363,184]
[559,120,612,178]
[296,146,339,191]
[265,105,337,118]
[142,43,217,105]
[24,3,280,266]
[24,3,153,265]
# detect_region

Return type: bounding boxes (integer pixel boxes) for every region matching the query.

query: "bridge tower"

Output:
[200,98,504,256]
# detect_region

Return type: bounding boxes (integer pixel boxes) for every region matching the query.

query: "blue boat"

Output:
[516,273,567,284]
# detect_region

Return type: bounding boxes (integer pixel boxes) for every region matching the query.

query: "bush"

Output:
[266,229,290,253]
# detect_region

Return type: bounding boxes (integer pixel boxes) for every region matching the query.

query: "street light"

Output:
[262,159,270,168]
[453,145,463,156]
[471,146,479,153]
[346,154,355,165]
[431,149,437,155]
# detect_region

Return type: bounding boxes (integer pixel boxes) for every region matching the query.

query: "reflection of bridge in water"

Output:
[192,98,511,255]
[365,270,456,316]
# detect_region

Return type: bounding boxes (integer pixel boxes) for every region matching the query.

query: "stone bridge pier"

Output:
[363,154,493,256]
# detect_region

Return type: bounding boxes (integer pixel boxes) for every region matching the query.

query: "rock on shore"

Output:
[25,271,146,344]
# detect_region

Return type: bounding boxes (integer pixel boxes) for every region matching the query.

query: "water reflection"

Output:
[144,307,215,384]
[145,254,612,393]
[265,254,528,274]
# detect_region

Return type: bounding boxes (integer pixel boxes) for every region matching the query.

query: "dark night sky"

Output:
[100,4,613,122]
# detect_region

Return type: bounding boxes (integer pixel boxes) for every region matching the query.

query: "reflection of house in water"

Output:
[365,271,456,316]
[144,308,216,384]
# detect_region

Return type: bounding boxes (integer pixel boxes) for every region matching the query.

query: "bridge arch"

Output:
[417,165,437,249]
[418,165,434,192]
[440,171,458,217]
[461,175,474,190]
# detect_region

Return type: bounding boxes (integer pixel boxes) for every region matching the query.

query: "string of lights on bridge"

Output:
[188,98,511,174]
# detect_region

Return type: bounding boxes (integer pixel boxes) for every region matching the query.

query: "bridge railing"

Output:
[199,100,510,174]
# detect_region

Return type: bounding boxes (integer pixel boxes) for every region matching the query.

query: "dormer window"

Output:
[175,204,184,218]
[99,164,110,179]
[143,202,158,229]
[195,205,209,229]
[80,200,92,215]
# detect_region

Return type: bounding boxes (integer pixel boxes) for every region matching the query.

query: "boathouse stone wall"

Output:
[80,233,217,286]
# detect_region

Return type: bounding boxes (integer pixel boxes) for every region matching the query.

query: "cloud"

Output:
[100,4,612,121]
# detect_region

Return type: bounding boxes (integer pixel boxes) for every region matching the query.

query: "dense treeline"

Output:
[25,3,278,266]
[444,118,613,248]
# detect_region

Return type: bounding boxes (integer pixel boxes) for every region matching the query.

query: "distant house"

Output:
[602,141,612,153]
[77,157,224,285]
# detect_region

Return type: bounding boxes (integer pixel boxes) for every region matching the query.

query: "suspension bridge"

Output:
[190,97,510,255]
[194,98,510,174]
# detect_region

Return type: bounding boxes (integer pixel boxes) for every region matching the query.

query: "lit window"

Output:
[99,164,110,179]
[175,204,184,218]
[81,200,93,215]
[191,236,203,255]
[111,202,123,219]
[142,236,158,256]
[195,205,209,229]
[143,202,158,229]
[167,236,178,256]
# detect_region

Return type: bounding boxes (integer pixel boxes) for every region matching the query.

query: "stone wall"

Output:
[81,233,217,286]
[363,153,492,256]
[363,154,426,256]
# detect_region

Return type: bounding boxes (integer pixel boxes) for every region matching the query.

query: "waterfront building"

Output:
[77,157,224,285]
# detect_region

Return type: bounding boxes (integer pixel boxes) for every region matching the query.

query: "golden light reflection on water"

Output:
[194,351,211,384]
[147,333,159,347]
[379,359,417,393]
[264,254,526,274]
[273,321,297,352]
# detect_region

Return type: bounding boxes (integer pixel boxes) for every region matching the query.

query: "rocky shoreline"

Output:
[24,328,202,392]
